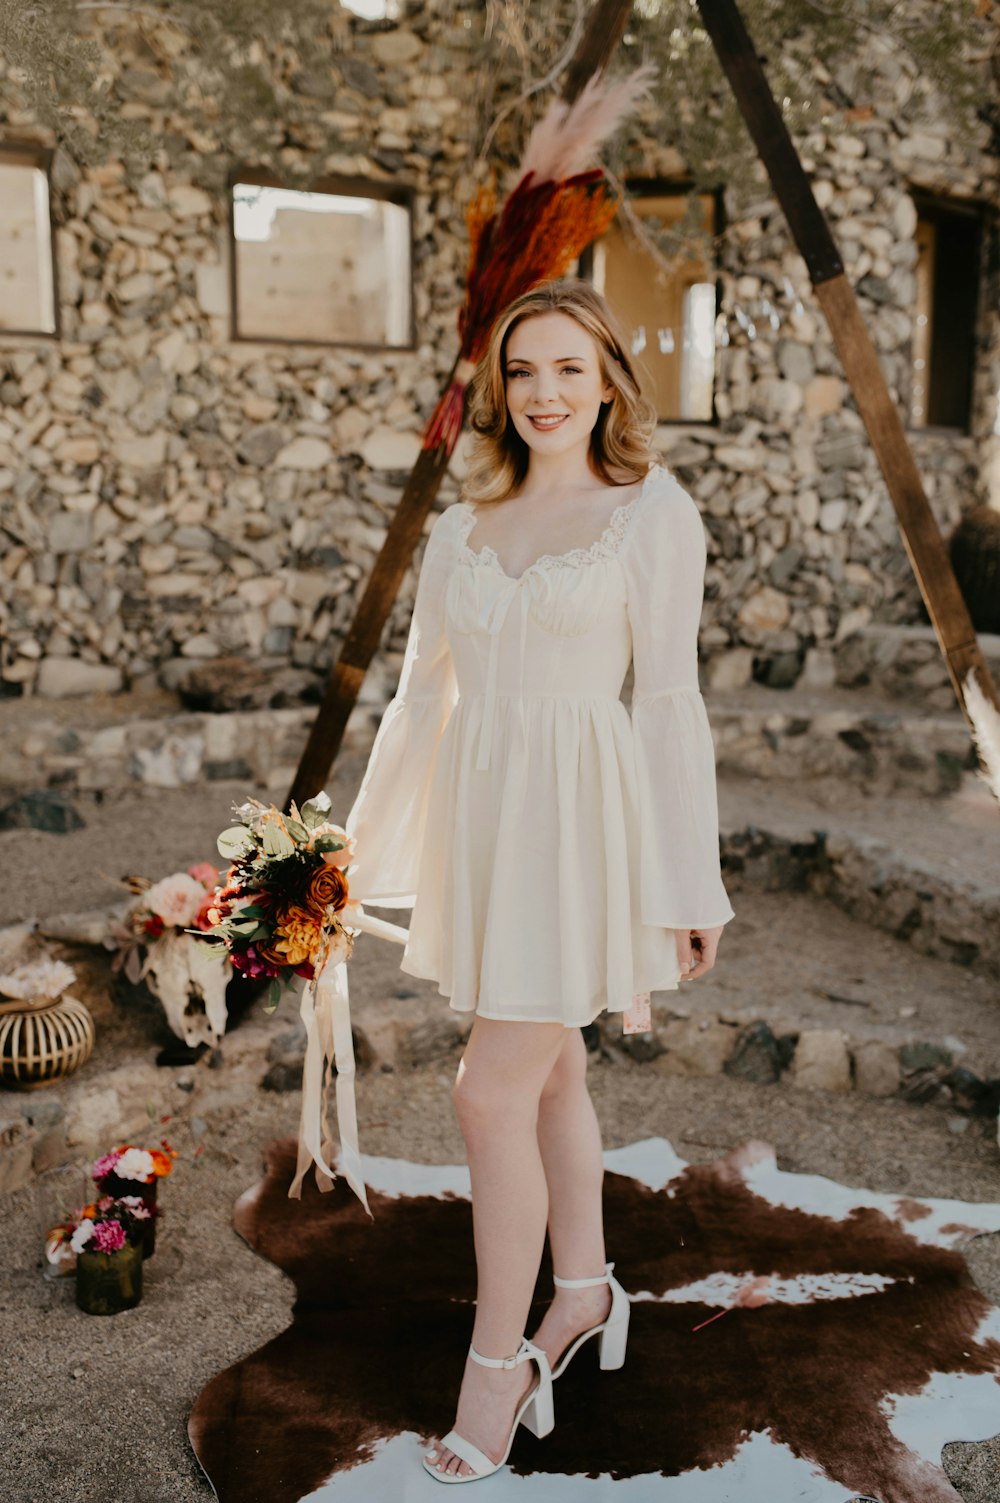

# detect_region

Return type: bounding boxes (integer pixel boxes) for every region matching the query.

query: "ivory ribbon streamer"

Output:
[288,905,409,1210]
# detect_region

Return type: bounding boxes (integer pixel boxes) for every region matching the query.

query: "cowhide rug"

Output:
[188,1137,1000,1503]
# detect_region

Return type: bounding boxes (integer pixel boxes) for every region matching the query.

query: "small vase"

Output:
[96,1173,158,1258]
[75,1240,143,1315]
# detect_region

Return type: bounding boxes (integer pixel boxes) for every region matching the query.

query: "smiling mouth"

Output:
[528,414,569,429]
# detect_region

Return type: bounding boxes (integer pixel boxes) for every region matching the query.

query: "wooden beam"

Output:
[286,0,635,811]
[695,0,1000,737]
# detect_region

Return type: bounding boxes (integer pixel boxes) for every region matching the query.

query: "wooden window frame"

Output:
[907,186,985,438]
[227,166,417,352]
[578,178,725,428]
[0,141,60,341]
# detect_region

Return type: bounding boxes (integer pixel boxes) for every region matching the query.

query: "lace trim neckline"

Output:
[458,464,663,581]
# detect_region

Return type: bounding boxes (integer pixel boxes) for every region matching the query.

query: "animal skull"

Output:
[142,931,229,1049]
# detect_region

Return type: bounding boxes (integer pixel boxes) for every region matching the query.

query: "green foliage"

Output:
[475,0,996,263]
[0,0,994,250]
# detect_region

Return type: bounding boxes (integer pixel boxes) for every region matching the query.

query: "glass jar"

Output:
[75,1239,143,1315]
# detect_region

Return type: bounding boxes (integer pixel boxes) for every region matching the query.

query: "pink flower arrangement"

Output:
[105,863,221,983]
[92,1142,177,1186]
[51,1194,151,1261]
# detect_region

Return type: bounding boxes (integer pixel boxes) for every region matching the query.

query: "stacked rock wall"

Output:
[0,2,997,707]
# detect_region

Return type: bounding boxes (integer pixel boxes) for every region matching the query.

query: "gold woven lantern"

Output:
[0,960,95,1090]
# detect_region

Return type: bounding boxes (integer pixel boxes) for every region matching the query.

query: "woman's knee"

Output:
[538,1028,587,1107]
[453,1018,564,1121]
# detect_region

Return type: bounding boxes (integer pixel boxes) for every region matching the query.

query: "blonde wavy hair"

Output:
[462,278,660,506]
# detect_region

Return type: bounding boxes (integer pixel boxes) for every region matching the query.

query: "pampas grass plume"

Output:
[519,63,658,185]
[961,666,1000,807]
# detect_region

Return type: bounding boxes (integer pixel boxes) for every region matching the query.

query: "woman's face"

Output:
[503,311,614,460]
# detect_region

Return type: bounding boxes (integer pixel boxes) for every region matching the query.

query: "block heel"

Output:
[550,1261,632,1380]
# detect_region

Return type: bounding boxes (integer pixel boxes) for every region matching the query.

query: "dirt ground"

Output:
[1,769,999,1501]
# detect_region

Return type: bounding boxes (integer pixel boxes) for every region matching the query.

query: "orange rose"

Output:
[305,862,349,916]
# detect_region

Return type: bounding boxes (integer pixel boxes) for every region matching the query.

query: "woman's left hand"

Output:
[673,925,725,982]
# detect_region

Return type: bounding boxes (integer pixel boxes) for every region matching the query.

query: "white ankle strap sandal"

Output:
[423,1335,554,1484]
[550,1259,631,1378]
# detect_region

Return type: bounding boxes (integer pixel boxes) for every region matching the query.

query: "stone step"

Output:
[831,623,1000,710]
[594,878,1000,1116]
[707,679,975,796]
[0,674,982,804]
[717,774,1000,983]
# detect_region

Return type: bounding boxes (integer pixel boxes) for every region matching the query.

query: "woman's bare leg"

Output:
[425,1015,567,1479]
[529,1027,613,1368]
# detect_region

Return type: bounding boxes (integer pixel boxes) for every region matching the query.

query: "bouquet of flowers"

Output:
[47,1192,152,1265]
[92,1142,177,1192]
[105,863,221,984]
[194,791,359,1013]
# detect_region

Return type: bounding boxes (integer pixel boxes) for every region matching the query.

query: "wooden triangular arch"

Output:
[287,0,999,812]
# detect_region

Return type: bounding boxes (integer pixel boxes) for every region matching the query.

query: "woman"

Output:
[345,278,735,1483]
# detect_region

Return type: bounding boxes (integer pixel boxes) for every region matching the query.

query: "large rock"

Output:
[853,1040,900,1097]
[738,587,791,633]
[50,512,93,554]
[724,1021,783,1085]
[0,791,86,833]
[117,272,156,302]
[789,1029,852,1092]
[168,184,213,217]
[360,425,422,472]
[705,648,753,691]
[661,1016,739,1076]
[275,436,334,470]
[113,431,168,468]
[400,1014,464,1068]
[65,1086,123,1149]
[36,657,123,698]
[371,30,424,64]
[238,423,288,467]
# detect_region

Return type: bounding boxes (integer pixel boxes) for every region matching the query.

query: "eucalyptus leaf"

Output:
[285,818,309,843]
[312,834,344,854]
[300,791,331,828]
[262,822,296,859]
[265,978,282,1014]
[217,825,255,859]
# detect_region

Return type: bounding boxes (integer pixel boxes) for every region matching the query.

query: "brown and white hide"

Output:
[188,1136,1000,1503]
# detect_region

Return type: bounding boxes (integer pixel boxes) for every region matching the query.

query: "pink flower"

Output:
[230,944,281,980]
[187,861,220,890]
[143,873,211,929]
[92,1151,121,1181]
[91,1220,126,1253]
[119,1196,151,1220]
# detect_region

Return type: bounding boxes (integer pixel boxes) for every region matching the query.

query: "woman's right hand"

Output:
[673,925,724,982]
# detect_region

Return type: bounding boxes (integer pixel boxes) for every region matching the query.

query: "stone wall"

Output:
[0,1,997,710]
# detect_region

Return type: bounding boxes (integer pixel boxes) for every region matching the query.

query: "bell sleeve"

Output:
[623,480,735,931]
[344,505,460,908]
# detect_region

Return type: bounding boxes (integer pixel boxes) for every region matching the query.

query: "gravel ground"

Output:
[1,771,999,1500]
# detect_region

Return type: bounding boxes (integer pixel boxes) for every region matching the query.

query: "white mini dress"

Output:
[344,462,736,1029]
